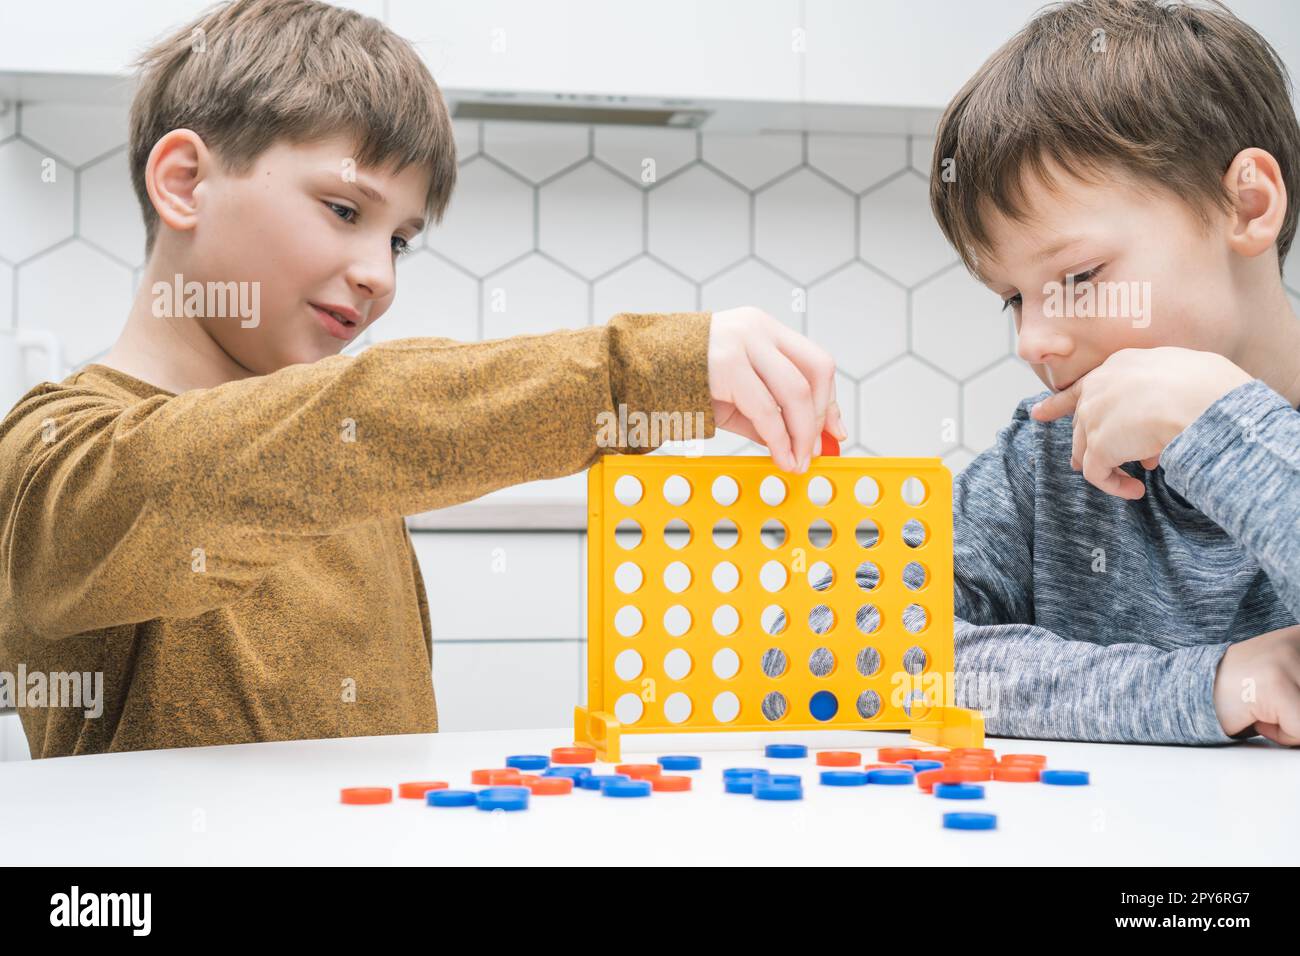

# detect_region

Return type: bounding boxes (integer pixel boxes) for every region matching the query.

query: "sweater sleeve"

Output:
[951,398,1238,745]
[0,312,714,639]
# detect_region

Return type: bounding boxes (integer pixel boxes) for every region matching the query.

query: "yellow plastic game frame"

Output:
[575,451,985,762]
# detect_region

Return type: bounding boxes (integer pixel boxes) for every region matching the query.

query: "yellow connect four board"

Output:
[575,451,984,762]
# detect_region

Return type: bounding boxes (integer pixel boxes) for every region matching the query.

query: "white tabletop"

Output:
[2,727,1296,865]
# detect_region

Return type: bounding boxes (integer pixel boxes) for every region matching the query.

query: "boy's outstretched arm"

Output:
[2,308,841,639]
[952,398,1240,746]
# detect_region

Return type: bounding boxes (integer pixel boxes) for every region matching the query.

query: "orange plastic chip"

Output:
[473,768,523,785]
[916,768,988,792]
[819,430,841,457]
[615,763,663,779]
[341,787,392,805]
[993,765,1041,783]
[523,776,574,795]
[651,775,693,792]
[950,747,996,760]
[999,753,1047,767]
[817,751,861,767]
[552,746,596,764]
[878,747,920,763]
[398,781,448,799]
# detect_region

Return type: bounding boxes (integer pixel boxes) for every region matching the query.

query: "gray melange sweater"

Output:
[950,378,1299,746]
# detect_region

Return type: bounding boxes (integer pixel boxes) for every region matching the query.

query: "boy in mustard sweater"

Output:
[0,0,845,758]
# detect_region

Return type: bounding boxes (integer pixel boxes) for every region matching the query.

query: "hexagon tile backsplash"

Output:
[13,98,1233,480]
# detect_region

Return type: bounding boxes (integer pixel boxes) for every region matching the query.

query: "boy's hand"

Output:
[708,307,847,473]
[1214,625,1300,746]
[1030,347,1251,499]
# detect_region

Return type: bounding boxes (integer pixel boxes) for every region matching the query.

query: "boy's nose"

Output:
[346,251,396,302]
[1015,314,1074,366]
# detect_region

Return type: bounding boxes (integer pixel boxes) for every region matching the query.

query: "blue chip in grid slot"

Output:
[935,783,985,800]
[579,774,630,791]
[427,789,477,807]
[754,779,803,801]
[867,768,916,785]
[820,771,870,787]
[765,744,808,759]
[505,754,550,771]
[901,759,945,773]
[1040,770,1090,786]
[658,755,702,771]
[943,812,997,831]
[476,787,530,811]
[602,778,652,798]
[544,767,592,782]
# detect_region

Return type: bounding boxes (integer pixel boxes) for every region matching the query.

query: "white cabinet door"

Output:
[432,640,580,731]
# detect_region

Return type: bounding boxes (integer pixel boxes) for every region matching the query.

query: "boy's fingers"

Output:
[751,343,817,470]
[1032,382,1080,422]
[730,364,796,471]
[773,328,840,439]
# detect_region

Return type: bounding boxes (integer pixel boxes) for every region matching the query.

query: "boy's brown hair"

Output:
[128,0,457,258]
[929,0,1300,278]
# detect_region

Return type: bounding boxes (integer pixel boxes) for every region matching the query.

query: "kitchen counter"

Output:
[2,727,1295,865]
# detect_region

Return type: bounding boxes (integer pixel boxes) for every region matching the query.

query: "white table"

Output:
[3,727,1296,865]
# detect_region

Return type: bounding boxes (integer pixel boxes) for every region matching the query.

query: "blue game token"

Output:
[1041,770,1090,786]
[753,779,803,801]
[943,812,997,830]
[725,775,770,794]
[723,767,771,780]
[765,744,808,759]
[506,754,550,771]
[602,779,652,798]
[901,759,945,773]
[867,768,916,785]
[820,771,870,787]
[476,787,530,811]
[934,783,985,800]
[427,789,477,807]
[658,755,702,771]
[544,766,592,783]
[579,773,630,791]
[768,774,802,787]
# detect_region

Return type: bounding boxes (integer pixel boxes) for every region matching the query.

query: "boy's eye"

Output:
[392,235,412,256]
[1001,293,1022,313]
[1067,265,1102,284]
[326,201,357,222]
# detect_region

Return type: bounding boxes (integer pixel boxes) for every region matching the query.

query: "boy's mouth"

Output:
[309,302,361,340]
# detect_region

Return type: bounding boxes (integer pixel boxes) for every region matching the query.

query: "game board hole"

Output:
[663,474,692,506]
[663,605,692,637]
[903,645,928,675]
[855,519,880,548]
[664,561,692,593]
[903,518,928,548]
[808,560,834,591]
[664,648,693,680]
[614,519,642,549]
[808,519,834,548]
[903,603,929,634]
[663,518,692,550]
[761,605,788,635]
[855,604,882,634]
[712,647,740,679]
[760,475,787,506]
[762,648,788,677]
[807,475,835,506]
[902,476,929,506]
[760,520,787,549]
[615,693,644,724]
[712,561,740,593]
[809,690,839,722]
[712,604,740,636]
[712,518,739,549]
[809,605,835,635]
[902,689,930,719]
[614,649,643,681]
[903,561,929,590]
[855,560,880,591]
[857,689,882,719]
[856,646,882,677]
[614,605,643,637]
[761,691,788,721]
[713,692,741,723]
[614,562,643,593]
[855,475,880,506]
[613,474,643,506]
[664,692,692,724]
[809,646,836,677]
[760,561,788,592]
[711,475,740,506]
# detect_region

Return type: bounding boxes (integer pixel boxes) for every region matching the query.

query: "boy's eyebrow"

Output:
[1034,236,1086,265]
[344,175,426,231]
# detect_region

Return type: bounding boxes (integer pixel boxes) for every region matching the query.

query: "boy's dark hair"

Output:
[930,0,1300,277]
[129,0,457,257]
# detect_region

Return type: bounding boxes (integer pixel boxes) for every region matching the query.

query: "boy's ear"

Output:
[145,128,209,238]
[1222,147,1286,259]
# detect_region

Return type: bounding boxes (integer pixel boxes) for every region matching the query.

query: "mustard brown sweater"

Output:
[0,312,714,758]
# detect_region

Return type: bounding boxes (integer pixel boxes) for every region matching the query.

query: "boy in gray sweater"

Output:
[928,0,1300,746]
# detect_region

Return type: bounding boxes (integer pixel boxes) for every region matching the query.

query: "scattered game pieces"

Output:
[943,812,997,831]
[543,766,593,783]
[1041,770,1090,786]
[993,765,1041,783]
[724,775,769,794]
[934,783,985,800]
[427,789,477,808]
[658,754,702,770]
[340,787,392,805]
[900,759,944,772]
[866,768,916,785]
[602,779,653,798]
[398,781,449,799]
[820,770,870,786]
[522,776,573,795]
[651,775,693,792]
[506,754,550,771]
[550,746,596,764]
[917,768,987,792]
[579,774,630,791]
[765,743,808,759]
[950,748,996,760]
[1000,753,1047,766]
[754,778,804,801]
[471,768,520,785]
[476,787,530,811]
[723,767,771,780]
[878,747,921,763]
[615,763,662,779]
[816,751,861,767]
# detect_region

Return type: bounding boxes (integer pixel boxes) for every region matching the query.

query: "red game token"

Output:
[999,753,1047,767]
[993,765,1041,783]
[615,763,662,779]
[878,747,920,763]
[916,768,988,792]
[340,787,392,805]
[817,751,862,767]
[398,781,449,799]
[472,768,522,785]
[523,776,574,795]
[552,746,596,764]
[651,775,693,792]
[819,430,841,457]
[950,747,996,760]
